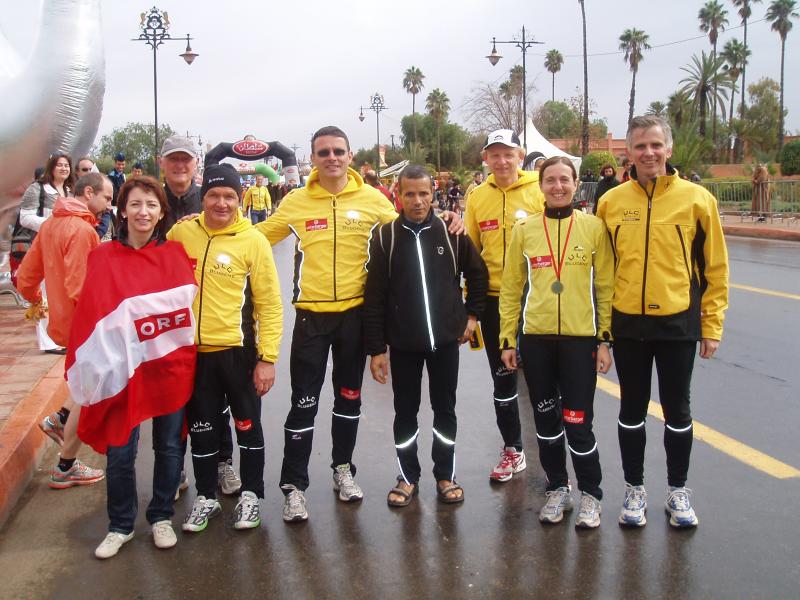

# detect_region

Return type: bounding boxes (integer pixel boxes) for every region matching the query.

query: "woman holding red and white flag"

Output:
[66,176,198,559]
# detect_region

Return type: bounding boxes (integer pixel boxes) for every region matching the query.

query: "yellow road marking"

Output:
[596,377,800,480]
[731,283,800,301]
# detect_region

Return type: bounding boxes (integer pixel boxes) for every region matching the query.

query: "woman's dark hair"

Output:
[538,156,578,182]
[41,153,75,192]
[115,176,170,244]
[522,151,545,171]
[600,163,616,177]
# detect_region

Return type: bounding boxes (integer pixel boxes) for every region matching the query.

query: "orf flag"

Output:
[66,240,198,454]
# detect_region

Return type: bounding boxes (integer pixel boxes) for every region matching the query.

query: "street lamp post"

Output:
[132,7,198,178]
[359,93,386,175]
[486,26,542,152]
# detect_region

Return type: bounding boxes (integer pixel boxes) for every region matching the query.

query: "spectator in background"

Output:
[620,158,631,183]
[593,163,619,214]
[365,170,393,203]
[108,152,126,206]
[752,164,771,218]
[131,162,145,177]
[76,157,95,176]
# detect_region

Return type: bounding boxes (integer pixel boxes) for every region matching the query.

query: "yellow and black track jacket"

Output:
[499,206,614,347]
[243,185,271,212]
[596,167,729,341]
[167,211,283,362]
[257,167,398,313]
[465,169,545,296]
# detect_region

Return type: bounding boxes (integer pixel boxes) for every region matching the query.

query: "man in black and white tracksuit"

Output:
[363,164,488,506]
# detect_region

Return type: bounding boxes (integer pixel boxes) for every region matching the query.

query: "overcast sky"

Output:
[4,0,798,162]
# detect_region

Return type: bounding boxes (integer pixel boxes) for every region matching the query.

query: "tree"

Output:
[670,119,714,173]
[732,1,763,117]
[578,0,590,155]
[463,68,535,134]
[678,52,731,138]
[741,77,784,155]
[94,122,176,175]
[698,0,729,149]
[720,38,750,161]
[532,101,578,138]
[667,91,693,128]
[646,101,667,117]
[779,140,800,175]
[766,0,799,150]
[402,66,425,145]
[426,89,450,173]
[544,49,564,102]
[619,28,651,125]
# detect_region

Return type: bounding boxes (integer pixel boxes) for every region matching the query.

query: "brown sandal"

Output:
[387,481,418,507]
[437,481,465,504]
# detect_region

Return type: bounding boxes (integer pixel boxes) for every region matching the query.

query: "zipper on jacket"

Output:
[408,227,436,351]
[501,190,507,268]
[675,224,691,279]
[196,235,214,346]
[557,217,562,335]
[332,196,338,301]
[639,180,656,315]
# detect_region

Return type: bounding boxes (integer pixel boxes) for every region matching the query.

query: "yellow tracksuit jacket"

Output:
[257,167,398,312]
[596,169,729,341]
[166,211,283,362]
[243,185,271,212]
[499,208,614,347]
[465,169,545,295]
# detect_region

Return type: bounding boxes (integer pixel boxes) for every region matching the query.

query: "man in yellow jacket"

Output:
[243,174,272,224]
[167,163,283,533]
[258,125,463,522]
[465,129,545,482]
[596,115,729,529]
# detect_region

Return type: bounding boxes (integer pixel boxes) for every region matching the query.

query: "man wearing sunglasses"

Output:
[257,125,464,522]
[76,157,95,175]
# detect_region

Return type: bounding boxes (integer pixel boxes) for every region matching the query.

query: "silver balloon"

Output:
[0,0,105,231]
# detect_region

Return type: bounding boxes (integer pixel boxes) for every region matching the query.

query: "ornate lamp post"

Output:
[132,7,198,178]
[486,26,542,152]
[359,93,386,174]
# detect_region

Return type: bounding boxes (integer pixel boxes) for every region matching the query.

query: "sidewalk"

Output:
[721,214,800,242]
[0,299,66,528]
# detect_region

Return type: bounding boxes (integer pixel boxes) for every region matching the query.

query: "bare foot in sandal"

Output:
[388,480,417,507]
[437,480,464,503]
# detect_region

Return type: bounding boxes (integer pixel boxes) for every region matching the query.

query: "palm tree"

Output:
[426,88,450,173]
[402,66,425,145]
[720,38,750,160]
[667,91,693,128]
[544,49,564,102]
[679,52,732,138]
[766,0,799,149]
[732,1,763,117]
[699,1,729,149]
[646,101,667,116]
[578,1,590,156]
[619,28,652,125]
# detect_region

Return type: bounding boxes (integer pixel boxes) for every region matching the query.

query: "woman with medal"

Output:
[498,156,614,529]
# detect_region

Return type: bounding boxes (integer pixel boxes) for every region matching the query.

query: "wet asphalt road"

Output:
[0,236,798,600]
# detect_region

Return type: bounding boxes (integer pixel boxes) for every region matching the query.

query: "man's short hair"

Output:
[364,170,379,185]
[626,115,673,151]
[397,164,432,194]
[311,126,350,151]
[74,172,107,197]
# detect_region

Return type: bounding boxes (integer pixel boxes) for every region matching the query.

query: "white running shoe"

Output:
[575,492,602,529]
[539,486,574,523]
[182,496,221,532]
[282,485,308,522]
[332,464,364,502]
[234,491,262,530]
[665,487,699,528]
[619,483,648,527]
[95,531,134,559]
[489,447,527,482]
[218,460,243,495]
[152,520,177,549]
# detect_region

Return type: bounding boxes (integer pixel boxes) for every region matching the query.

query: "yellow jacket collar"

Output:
[305,167,365,199]
[198,209,252,235]
[487,168,539,191]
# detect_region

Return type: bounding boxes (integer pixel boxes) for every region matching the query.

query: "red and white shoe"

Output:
[489,446,527,482]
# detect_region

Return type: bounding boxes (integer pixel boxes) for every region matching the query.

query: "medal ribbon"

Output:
[542,212,574,283]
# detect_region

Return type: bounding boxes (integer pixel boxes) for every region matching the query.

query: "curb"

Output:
[0,359,67,530]
[723,225,800,242]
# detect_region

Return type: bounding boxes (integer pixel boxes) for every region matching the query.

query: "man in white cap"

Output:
[464,129,545,483]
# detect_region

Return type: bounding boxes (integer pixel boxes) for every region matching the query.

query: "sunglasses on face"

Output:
[316,148,347,157]
[79,167,92,172]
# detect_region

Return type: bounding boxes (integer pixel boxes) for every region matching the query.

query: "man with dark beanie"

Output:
[167,163,283,532]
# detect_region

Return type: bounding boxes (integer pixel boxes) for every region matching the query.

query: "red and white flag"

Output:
[66,240,198,454]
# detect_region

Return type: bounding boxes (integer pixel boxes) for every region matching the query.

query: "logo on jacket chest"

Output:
[135,308,192,342]
[209,253,237,278]
[622,209,641,222]
[341,210,364,232]
[566,245,589,266]
[530,255,553,268]
[479,219,499,232]
[306,218,328,231]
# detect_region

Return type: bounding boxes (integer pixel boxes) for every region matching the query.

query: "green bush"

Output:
[779,141,800,176]
[579,151,617,177]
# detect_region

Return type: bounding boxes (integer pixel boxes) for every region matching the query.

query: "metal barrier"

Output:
[702,179,800,214]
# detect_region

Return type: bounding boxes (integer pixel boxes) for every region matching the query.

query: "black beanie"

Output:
[201,163,242,200]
